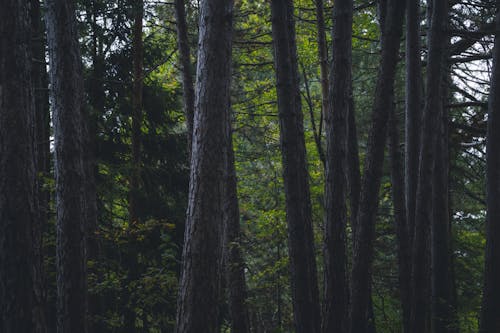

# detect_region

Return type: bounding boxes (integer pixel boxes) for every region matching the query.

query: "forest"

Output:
[0,0,499,332]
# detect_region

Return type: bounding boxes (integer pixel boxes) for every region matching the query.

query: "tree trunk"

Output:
[349,0,405,332]
[30,0,51,331]
[124,1,144,330]
[322,0,352,332]
[175,0,195,151]
[479,1,500,331]
[224,128,251,333]
[388,107,412,333]
[45,0,91,331]
[404,1,422,330]
[313,0,328,165]
[174,0,234,331]
[0,1,46,331]
[410,0,448,331]
[430,88,455,333]
[270,1,322,332]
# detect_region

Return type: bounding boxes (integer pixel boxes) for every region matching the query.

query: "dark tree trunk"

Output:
[85,2,104,331]
[30,0,50,331]
[410,0,448,331]
[175,0,195,151]
[45,0,91,331]
[322,0,352,332]
[405,0,422,248]
[403,1,422,330]
[174,0,234,331]
[0,1,46,332]
[224,129,251,333]
[430,88,455,333]
[479,2,500,331]
[349,0,405,332]
[313,0,328,165]
[388,108,412,333]
[270,1,321,332]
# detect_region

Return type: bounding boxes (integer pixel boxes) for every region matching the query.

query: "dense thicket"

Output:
[0,0,499,332]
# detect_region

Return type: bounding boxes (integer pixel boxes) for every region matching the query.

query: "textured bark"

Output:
[174,0,234,331]
[405,0,422,248]
[270,1,321,332]
[45,0,90,331]
[403,1,422,330]
[410,0,448,331]
[479,2,500,331]
[388,108,411,333]
[30,0,50,331]
[0,1,46,331]
[85,2,103,331]
[224,130,251,333]
[349,0,405,332]
[175,0,195,151]
[431,88,455,333]
[322,0,351,332]
[313,0,328,165]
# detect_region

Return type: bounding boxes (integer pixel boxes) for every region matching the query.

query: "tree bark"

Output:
[30,0,50,331]
[45,0,91,331]
[270,1,321,332]
[0,1,46,331]
[175,0,195,151]
[479,1,500,331]
[349,0,405,332]
[174,0,234,331]
[404,1,422,330]
[388,108,412,333]
[410,0,449,331]
[322,0,352,332]
[224,128,251,333]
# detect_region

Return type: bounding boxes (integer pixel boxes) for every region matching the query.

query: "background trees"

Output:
[0,0,499,332]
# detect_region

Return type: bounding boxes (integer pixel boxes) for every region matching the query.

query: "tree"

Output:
[175,0,195,150]
[0,1,46,331]
[479,1,500,331]
[322,0,351,332]
[45,0,93,330]
[349,0,406,331]
[174,0,234,330]
[410,0,449,331]
[270,1,321,332]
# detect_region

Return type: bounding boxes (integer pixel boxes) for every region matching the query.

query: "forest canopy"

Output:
[0,0,499,332]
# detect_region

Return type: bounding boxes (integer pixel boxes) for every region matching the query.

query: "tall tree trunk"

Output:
[322,0,352,332]
[388,107,412,333]
[124,1,144,331]
[30,0,51,331]
[313,0,328,165]
[0,1,46,331]
[430,87,455,333]
[410,0,448,331]
[86,2,104,331]
[45,0,91,331]
[405,0,422,246]
[479,2,500,331]
[175,0,195,151]
[349,0,405,332]
[403,0,422,330]
[224,128,251,333]
[174,0,234,331]
[270,1,321,332]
